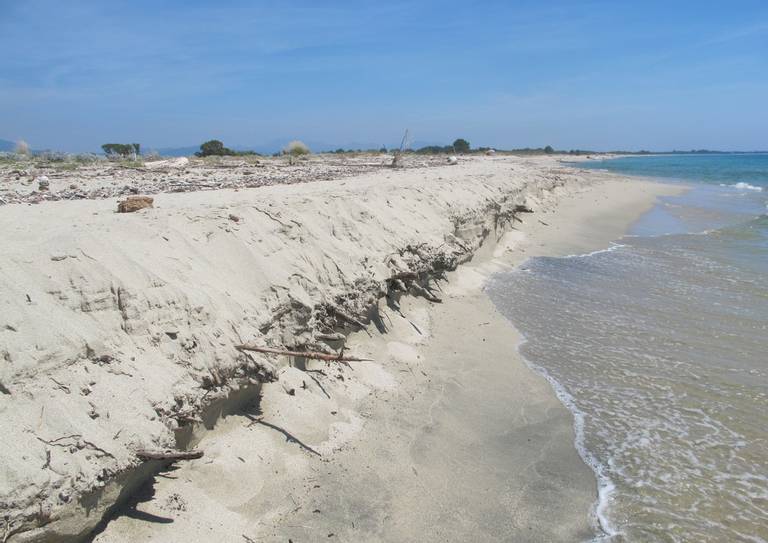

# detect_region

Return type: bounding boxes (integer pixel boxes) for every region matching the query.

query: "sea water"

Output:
[487,154,768,542]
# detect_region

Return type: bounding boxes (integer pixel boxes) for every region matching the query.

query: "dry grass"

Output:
[14,140,30,155]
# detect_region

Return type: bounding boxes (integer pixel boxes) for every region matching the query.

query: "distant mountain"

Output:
[0,139,16,152]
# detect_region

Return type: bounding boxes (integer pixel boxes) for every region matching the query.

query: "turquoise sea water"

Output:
[488,155,768,542]
[579,154,768,190]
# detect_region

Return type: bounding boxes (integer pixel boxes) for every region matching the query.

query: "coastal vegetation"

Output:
[453,138,470,153]
[195,139,236,157]
[3,135,766,164]
[284,140,311,156]
[14,140,30,155]
[194,139,260,157]
[284,140,311,164]
[101,143,140,158]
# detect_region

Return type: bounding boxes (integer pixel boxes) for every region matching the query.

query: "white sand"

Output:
[0,155,681,542]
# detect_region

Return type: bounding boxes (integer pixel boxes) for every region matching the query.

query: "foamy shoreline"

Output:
[0,155,680,542]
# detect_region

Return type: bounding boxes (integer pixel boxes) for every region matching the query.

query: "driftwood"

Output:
[391,129,410,168]
[315,332,345,342]
[410,283,442,303]
[389,279,407,292]
[117,195,153,213]
[327,304,370,336]
[136,449,204,461]
[386,271,418,282]
[236,344,372,362]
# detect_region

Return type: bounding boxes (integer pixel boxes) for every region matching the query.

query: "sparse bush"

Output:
[416,145,454,154]
[284,140,310,156]
[73,153,100,164]
[15,140,30,155]
[38,151,67,162]
[102,143,140,158]
[119,159,145,169]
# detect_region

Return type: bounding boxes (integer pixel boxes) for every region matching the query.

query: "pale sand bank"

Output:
[91,176,682,542]
[0,155,681,542]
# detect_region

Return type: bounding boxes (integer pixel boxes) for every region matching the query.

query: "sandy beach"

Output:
[0,155,680,542]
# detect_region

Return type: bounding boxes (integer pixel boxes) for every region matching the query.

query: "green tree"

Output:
[544,145,555,154]
[452,138,470,153]
[196,140,235,157]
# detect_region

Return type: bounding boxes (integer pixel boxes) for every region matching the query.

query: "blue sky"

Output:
[1,0,767,152]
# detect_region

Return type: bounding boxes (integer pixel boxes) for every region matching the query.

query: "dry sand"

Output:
[0,154,681,542]
[0,153,447,206]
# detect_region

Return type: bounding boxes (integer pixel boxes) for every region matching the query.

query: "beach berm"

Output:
[0,154,676,542]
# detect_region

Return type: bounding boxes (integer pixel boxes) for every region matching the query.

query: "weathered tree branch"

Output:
[315,332,346,342]
[326,304,371,336]
[235,344,372,362]
[136,449,204,461]
[410,283,442,303]
[386,271,418,282]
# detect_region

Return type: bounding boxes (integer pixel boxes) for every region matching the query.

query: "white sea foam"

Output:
[510,331,620,540]
[720,182,763,191]
[561,243,627,259]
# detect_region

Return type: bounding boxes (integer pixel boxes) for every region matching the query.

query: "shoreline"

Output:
[0,156,682,542]
[484,176,685,540]
[93,176,684,542]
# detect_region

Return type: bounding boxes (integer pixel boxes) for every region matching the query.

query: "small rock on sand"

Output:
[36,175,50,190]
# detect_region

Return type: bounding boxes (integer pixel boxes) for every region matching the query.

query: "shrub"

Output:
[452,138,470,154]
[195,139,236,157]
[119,159,145,169]
[38,151,67,162]
[102,143,140,158]
[14,140,30,155]
[73,153,101,164]
[284,140,310,156]
[544,145,555,154]
[416,145,453,154]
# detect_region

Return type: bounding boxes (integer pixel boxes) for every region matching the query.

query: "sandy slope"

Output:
[94,175,681,543]
[0,155,679,542]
